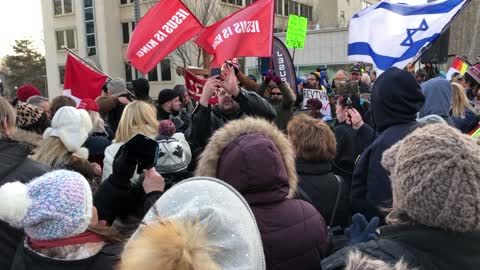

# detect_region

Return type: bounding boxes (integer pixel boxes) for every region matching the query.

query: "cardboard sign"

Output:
[301,88,331,116]
[286,15,308,49]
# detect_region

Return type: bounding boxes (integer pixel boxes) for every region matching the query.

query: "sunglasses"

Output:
[271,93,282,96]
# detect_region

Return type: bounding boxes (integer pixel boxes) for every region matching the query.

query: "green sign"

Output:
[286,15,308,49]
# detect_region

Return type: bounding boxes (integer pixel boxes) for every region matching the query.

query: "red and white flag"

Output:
[63,54,107,104]
[127,0,204,74]
[194,0,274,68]
[184,69,218,105]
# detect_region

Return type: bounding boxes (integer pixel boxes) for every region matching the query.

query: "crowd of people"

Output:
[0,59,480,270]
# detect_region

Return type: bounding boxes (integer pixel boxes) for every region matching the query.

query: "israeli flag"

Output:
[348,0,470,73]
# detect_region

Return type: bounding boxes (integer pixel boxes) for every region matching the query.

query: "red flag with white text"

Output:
[127,0,204,74]
[194,0,274,68]
[63,54,107,104]
[184,70,218,104]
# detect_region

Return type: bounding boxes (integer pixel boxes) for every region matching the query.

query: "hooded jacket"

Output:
[351,67,425,220]
[196,118,329,270]
[0,131,48,270]
[419,77,454,126]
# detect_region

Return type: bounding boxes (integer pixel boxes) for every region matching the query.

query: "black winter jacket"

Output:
[188,88,276,157]
[322,224,480,270]
[10,241,123,270]
[0,136,48,270]
[296,159,351,230]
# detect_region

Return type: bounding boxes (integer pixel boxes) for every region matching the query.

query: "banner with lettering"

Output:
[272,37,298,95]
[194,0,274,68]
[184,69,218,105]
[127,0,203,74]
[301,88,331,116]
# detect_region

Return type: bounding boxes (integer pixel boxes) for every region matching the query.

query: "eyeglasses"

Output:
[271,93,282,96]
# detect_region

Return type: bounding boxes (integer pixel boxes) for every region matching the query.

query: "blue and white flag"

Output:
[348,0,470,73]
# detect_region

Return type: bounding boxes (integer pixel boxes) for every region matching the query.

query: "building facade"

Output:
[41,0,379,99]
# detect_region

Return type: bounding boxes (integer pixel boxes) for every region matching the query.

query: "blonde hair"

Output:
[88,111,107,134]
[451,82,475,118]
[31,137,71,168]
[0,97,16,138]
[287,114,336,161]
[114,101,159,143]
[119,220,220,270]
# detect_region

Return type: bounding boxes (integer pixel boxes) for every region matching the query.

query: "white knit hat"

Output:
[0,170,93,240]
[43,107,92,154]
[155,133,191,174]
[129,177,266,270]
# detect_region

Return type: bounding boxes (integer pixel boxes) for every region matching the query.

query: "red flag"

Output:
[127,0,203,74]
[63,54,107,103]
[184,70,218,105]
[194,0,274,68]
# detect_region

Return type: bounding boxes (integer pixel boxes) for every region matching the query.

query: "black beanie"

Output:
[132,78,150,99]
[158,89,180,105]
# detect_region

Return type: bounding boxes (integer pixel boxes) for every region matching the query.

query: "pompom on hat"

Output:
[0,170,93,240]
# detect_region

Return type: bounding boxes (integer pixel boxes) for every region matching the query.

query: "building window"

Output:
[275,0,282,14]
[124,62,132,82]
[145,59,172,82]
[54,0,74,15]
[121,22,135,44]
[307,6,313,21]
[362,1,372,9]
[220,0,242,6]
[161,59,172,81]
[284,0,289,16]
[59,66,66,84]
[56,29,76,50]
[340,11,345,23]
[120,0,134,5]
[148,67,159,82]
[84,0,97,56]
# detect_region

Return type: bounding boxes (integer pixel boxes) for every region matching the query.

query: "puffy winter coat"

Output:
[196,118,329,270]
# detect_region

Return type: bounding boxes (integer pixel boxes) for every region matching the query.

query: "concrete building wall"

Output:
[245,28,352,80]
[448,0,480,64]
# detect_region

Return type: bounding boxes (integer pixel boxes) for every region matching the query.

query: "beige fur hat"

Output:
[382,123,480,233]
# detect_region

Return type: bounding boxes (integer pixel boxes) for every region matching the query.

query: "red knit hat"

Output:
[77,99,99,112]
[158,120,176,137]
[16,85,41,102]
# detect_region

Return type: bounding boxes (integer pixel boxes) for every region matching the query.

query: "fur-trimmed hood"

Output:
[196,117,298,199]
[10,128,43,148]
[345,250,414,270]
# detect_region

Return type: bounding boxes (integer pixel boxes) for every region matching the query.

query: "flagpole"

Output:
[64,47,112,79]
[270,0,275,73]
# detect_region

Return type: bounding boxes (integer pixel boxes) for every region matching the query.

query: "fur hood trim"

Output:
[195,117,298,198]
[346,250,415,270]
[10,128,43,148]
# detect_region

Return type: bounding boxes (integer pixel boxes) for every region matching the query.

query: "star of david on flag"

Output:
[348,0,471,73]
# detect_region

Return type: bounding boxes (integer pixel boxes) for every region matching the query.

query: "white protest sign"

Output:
[301,88,331,116]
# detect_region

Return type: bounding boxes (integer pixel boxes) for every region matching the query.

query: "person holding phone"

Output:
[188,64,276,163]
[102,101,158,183]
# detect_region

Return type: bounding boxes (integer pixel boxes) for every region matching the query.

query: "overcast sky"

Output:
[0,0,44,57]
